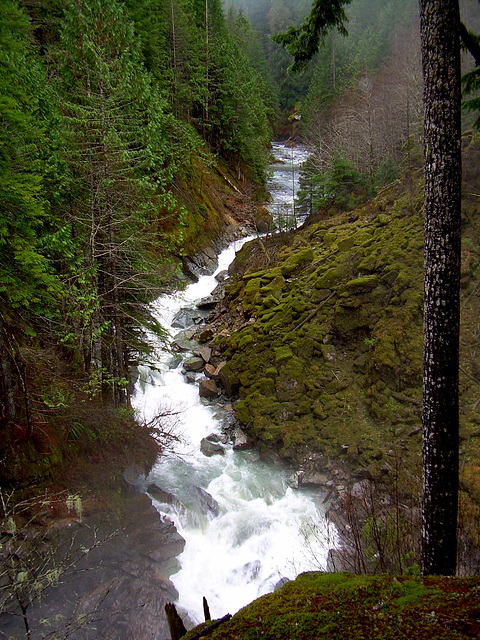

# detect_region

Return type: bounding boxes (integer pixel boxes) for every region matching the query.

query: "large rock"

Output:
[195,325,215,343]
[21,491,184,640]
[200,437,225,456]
[233,427,253,451]
[194,486,219,517]
[215,270,229,282]
[171,329,196,352]
[184,356,205,372]
[218,361,240,396]
[171,307,201,329]
[196,345,212,363]
[199,379,219,398]
[204,363,217,379]
[254,205,273,233]
[147,484,177,504]
[196,284,225,309]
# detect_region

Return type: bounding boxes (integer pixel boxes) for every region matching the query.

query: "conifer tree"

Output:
[54,0,173,404]
[0,0,59,439]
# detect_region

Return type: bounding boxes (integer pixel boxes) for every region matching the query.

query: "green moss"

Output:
[274,345,293,364]
[280,248,315,277]
[186,573,480,640]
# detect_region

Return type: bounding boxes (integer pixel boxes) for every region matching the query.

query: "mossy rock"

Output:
[345,274,379,294]
[280,248,314,277]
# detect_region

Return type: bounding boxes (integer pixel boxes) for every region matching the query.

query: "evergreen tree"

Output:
[0,0,59,440]
[54,0,174,404]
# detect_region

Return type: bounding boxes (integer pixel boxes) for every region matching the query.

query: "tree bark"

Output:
[419,0,461,576]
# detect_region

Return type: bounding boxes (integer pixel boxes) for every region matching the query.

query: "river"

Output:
[132,142,334,627]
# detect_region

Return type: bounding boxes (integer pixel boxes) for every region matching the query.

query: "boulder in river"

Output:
[215,270,229,282]
[171,307,202,329]
[199,378,219,399]
[200,436,225,456]
[147,484,177,504]
[172,329,196,351]
[194,486,220,517]
[232,427,253,451]
[184,356,205,372]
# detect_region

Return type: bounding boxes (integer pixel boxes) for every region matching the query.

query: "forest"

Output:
[2,0,480,637]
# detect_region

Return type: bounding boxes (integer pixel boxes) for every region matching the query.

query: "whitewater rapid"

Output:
[133,143,335,625]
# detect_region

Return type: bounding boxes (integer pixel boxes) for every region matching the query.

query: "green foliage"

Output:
[296,154,366,214]
[271,0,351,73]
[0,0,60,313]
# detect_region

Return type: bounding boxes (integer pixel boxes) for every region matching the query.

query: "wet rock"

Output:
[199,379,219,399]
[171,307,201,329]
[172,329,196,351]
[232,427,253,451]
[147,484,176,504]
[196,345,212,363]
[21,491,184,640]
[184,356,205,372]
[274,577,290,591]
[194,486,220,517]
[200,437,225,457]
[195,325,215,343]
[168,355,182,369]
[215,270,229,282]
[185,371,198,384]
[196,284,225,309]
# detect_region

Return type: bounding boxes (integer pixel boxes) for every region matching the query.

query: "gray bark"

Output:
[419,0,461,576]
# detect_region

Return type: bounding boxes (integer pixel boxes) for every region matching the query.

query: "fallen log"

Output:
[188,614,232,640]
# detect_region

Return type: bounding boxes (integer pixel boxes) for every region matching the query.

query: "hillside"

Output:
[183,572,480,640]
[206,136,480,566]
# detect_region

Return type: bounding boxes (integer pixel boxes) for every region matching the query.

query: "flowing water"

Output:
[133,143,334,625]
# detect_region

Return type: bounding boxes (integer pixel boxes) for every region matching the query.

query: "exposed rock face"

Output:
[17,490,184,640]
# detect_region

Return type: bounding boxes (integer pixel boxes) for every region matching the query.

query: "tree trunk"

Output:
[419,0,461,576]
[0,323,16,444]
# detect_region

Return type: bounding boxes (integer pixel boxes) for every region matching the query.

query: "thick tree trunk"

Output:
[419,0,461,576]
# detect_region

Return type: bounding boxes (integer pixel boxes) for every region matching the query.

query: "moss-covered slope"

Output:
[215,141,480,485]
[184,572,480,640]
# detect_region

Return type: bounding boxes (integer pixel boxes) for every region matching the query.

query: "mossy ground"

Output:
[215,136,480,503]
[184,572,480,640]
